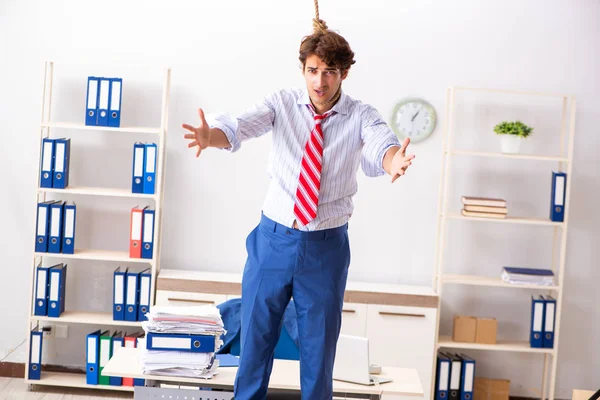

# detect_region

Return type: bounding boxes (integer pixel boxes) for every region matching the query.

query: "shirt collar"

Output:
[296,88,350,116]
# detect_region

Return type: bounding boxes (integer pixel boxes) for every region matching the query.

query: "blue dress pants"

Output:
[234,214,351,400]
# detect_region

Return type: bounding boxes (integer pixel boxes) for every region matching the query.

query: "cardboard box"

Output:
[474,377,510,400]
[453,315,477,342]
[475,317,497,344]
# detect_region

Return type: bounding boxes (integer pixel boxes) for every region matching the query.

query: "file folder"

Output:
[40,138,55,188]
[35,201,56,253]
[542,295,556,348]
[134,337,145,387]
[138,268,151,321]
[146,332,216,353]
[113,267,127,321]
[445,353,462,400]
[143,143,157,194]
[28,328,43,380]
[125,269,139,322]
[99,331,114,385]
[109,332,124,386]
[86,77,100,126]
[48,201,64,254]
[48,263,67,318]
[62,202,76,254]
[132,142,145,193]
[97,78,110,126]
[141,208,155,259]
[550,172,567,222]
[86,330,107,384]
[108,78,122,127]
[129,206,145,258]
[435,352,450,400]
[530,295,545,348]
[52,138,70,189]
[458,354,475,400]
[34,264,50,316]
[122,333,139,386]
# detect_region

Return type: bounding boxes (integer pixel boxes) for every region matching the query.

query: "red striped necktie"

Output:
[293,105,333,227]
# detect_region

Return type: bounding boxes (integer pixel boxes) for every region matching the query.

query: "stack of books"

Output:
[141,305,226,378]
[461,196,507,219]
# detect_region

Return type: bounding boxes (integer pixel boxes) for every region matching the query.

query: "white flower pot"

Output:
[500,135,523,154]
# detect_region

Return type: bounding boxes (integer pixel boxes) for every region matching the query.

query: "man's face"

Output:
[303,54,348,105]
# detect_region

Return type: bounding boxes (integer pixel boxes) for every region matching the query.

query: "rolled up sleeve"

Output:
[206,92,277,153]
[360,105,401,177]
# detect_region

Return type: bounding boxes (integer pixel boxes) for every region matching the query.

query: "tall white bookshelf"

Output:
[431,87,575,400]
[24,61,171,392]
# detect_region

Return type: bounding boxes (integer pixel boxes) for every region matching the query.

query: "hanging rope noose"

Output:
[312,0,328,34]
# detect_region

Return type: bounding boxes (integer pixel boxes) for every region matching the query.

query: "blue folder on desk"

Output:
[146,332,216,353]
[216,353,240,367]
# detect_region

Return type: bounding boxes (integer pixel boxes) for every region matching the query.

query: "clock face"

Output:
[391,99,436,143]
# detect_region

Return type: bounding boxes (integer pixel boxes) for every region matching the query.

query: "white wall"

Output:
[1,0,598,396]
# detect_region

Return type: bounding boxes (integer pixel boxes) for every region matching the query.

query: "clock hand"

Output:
[411,111,420,122]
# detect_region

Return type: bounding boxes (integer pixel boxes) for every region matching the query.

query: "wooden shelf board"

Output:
[39,186,155,199]
[34,249,152,264]
[445,213,564,227]
[30,311,142,327]
[441,274,559,290]
[448,149,569,163]
[42,121,161,134]
[26,371,134,392]
[437,336,555,354]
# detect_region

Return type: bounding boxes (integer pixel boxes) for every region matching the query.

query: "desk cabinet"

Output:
[156,269,438,400]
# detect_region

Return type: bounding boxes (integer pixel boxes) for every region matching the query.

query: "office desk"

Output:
[103,348,423,399]
[572,389,597,400]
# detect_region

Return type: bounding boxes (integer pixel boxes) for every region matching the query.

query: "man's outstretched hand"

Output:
[183,108,210,157]
[390,137,415,183]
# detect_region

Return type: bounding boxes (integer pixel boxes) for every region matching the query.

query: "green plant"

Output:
[493,120,533,138]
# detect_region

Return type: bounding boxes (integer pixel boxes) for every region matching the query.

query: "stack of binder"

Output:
[129,206,155,259]
[461,196,507,219]
[33,263,67,318]
[530,295,556,348]
[501,267,555,286]
[86,330,145,387]
[86,76,122,127]
[35,201,76,254]
[113,267,151,322]
[132,142,157,195]
[40,138,71,189]
[140,305,226,378]
[435,352,475,400]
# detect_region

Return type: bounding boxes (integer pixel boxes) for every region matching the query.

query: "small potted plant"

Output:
[493,120,533,154]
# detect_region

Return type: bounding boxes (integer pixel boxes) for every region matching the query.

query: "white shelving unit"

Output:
[24,61,171,393]
[431,87,575,400]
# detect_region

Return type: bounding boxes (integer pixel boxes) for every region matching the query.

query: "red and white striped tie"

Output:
[293,105,333,227]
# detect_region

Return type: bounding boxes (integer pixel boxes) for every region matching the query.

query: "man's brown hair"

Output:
[299,13,356,73]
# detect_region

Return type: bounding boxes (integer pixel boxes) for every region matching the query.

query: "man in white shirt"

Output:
[184,18,414,400]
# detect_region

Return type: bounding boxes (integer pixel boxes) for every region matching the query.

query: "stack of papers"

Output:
[141,305,226,379]
[501,267,555,286]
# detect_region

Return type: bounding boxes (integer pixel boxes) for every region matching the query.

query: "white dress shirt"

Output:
[207,88,401,231]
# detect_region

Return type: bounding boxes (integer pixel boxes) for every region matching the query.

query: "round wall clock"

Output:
[390,98,437,143]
